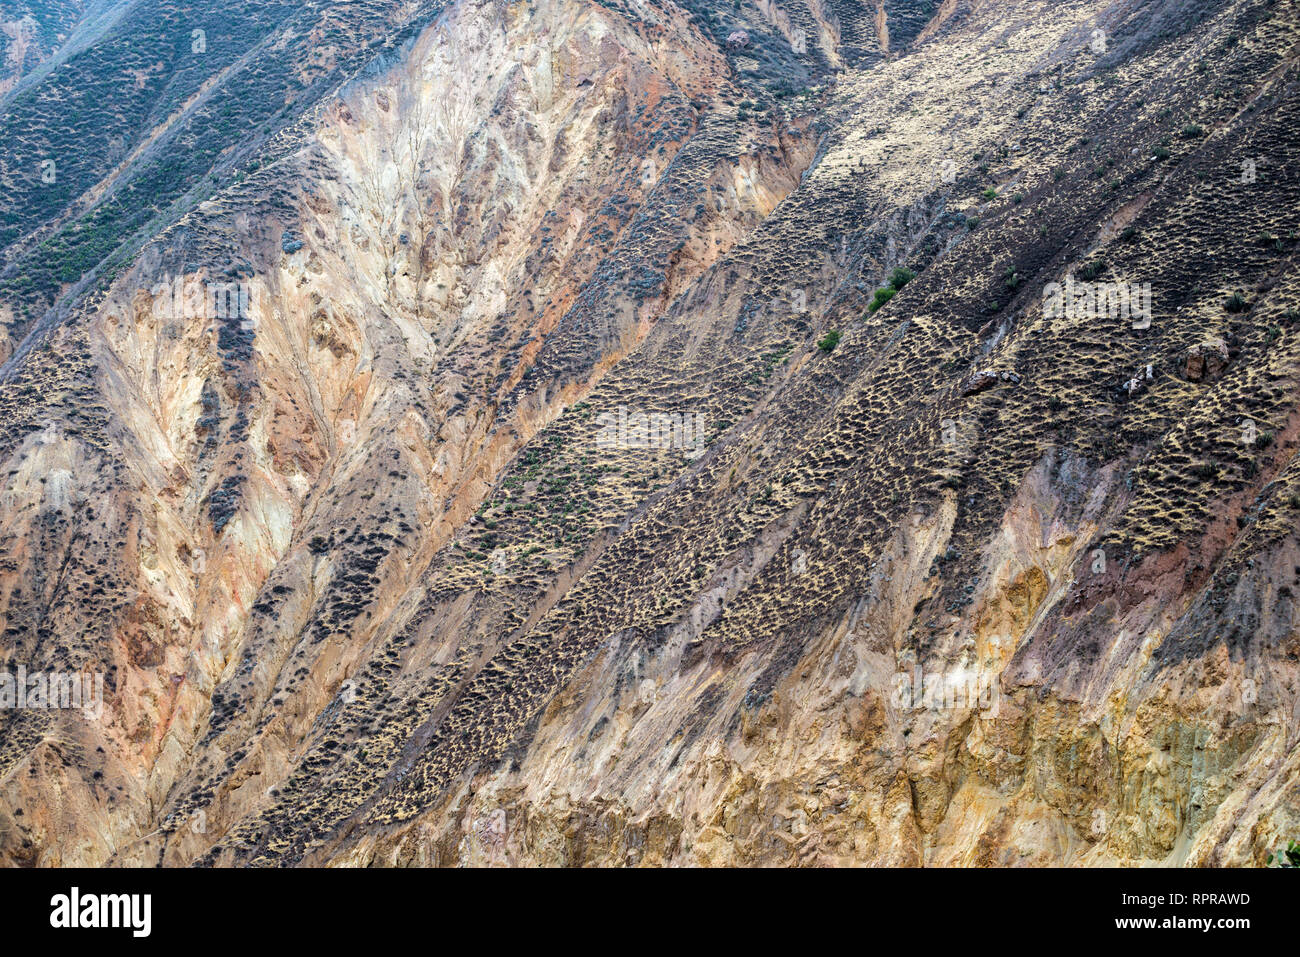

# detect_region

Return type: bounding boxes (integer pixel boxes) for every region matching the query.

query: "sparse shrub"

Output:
[982,187,997,200]
[1268,841,1300,867]
[868,287,896,313]
[1225,292,1250,313]
[1181,123,1204,138]
[1079,259,1107,281]
[888,267,916,290]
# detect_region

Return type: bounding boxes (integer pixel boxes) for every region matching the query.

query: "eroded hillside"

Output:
[0,0,1298,867]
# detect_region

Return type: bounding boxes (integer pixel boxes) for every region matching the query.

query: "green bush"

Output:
[1267,840,1299,868]
[868,287,896,313]
[817,330,842,352]
[888,267,916,290]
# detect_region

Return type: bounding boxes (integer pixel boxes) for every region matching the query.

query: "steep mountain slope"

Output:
[0,0,1297,867]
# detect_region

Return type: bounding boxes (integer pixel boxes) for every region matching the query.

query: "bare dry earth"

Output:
[0,0,1297,867]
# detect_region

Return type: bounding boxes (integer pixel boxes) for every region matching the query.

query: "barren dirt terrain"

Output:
[0,0,1298,867]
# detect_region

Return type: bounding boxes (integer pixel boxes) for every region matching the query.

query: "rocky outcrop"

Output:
[1182,339,1231,383]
